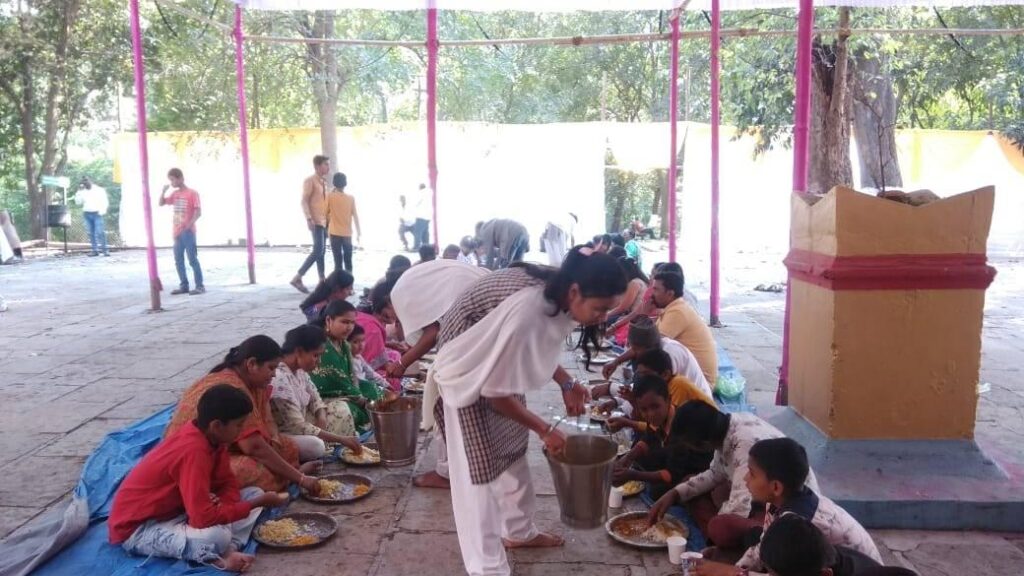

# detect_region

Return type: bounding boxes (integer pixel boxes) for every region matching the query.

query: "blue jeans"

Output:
[122,487,264,565]
[298,225,327,278]
[173,230,204,290]
[84,212,107,255]
[412,218,430,249]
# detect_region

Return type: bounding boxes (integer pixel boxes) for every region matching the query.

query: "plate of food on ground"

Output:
[589,403,614,422]
[301,473,374,504]
[605,511,688,549]
[341,443,381,466]
[253,512,337,549]
[619,480,646,498]
[577,352,617,365]
[402,377,425,394]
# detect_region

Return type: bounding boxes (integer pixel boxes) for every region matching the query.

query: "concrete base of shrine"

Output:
[767,407,1024,532]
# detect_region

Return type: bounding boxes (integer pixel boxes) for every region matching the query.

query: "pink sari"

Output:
[355,311,402,390]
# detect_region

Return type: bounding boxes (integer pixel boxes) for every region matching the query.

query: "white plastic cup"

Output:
[608,487,624,508]
[667,536,687,564]
[681,551,704,574]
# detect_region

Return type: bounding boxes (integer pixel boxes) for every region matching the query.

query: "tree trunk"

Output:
[304,11,340,172]
[611,193,626,233]
[851,51,902,190]
[808,7,854,195]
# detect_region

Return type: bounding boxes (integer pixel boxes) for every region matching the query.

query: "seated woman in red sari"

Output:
[165,335,321,495]
[355,282,404,391]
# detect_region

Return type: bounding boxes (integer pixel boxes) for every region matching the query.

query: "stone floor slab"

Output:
[36,418,136,457]
[0,505,42,540]
[0,456,85,508]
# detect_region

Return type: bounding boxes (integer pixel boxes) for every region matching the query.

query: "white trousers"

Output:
[433,428,449,478]
[444,401,538,576]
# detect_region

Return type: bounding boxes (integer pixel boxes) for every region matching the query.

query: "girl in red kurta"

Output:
[110,384,290,571]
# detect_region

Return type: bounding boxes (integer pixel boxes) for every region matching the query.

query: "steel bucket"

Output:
[369,397,421,467]
[544,434,618,529]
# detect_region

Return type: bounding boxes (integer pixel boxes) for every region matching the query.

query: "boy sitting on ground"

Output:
[697,437,881,576]
[757,514,913,576]
[608,374,714,499]
[109,384,290,571]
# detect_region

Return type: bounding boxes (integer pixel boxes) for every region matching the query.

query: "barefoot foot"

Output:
[413,471,451,489]
[502,532,564,549]
[217,551,255,572]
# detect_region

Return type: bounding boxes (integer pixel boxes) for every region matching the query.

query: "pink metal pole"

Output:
[667,11,680,263]
[778,0,815,406]
[234,6,257,284]
[130,0,162,311]
[426,7,439,247]
[709,0,722,327]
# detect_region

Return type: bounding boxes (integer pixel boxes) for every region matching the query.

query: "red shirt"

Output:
[167,188,201,237]
[108,421,253,544]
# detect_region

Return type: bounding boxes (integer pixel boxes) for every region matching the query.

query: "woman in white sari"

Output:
[433,247,627,576]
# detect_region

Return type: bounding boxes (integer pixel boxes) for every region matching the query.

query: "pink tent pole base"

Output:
[130,0,162,311]
[427,8,439,247]
[709,0,722,328]
[235,6,257,284]
[667,11,681,263]
[778,0,815,406]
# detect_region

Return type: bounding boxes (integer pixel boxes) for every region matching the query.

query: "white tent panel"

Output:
[235,0,1024,12]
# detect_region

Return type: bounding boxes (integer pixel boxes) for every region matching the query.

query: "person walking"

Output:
[398,195,416,251]
[291,155,331,294]
[325,172,361,274]
[160,168,204,295]
[74,177,110,257]
[412,183,432,250]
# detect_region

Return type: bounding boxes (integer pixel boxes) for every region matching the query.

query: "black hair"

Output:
[632,373,670,401]
[654,271,684,299]
[348,323,366,340]
[749,438,810,496]
[323,299,356,320]
[459,235,477,249]
[300,269,354,311]
[313,154,330,167]
[442,244,461,259]
[370,281,393,315]
[636,348,673,377]
[419,244,437,261]
[333,172,347,189]
[389,255,412,271]
[671,400,729,445]
[593,234,612,247]
[574,324,604,372]
[618,257,649,283]
[542,246,628,316]
[608,245,627,259]
[196,384,254,429]
[610,233,626,247]
[210,335,282,374]
[168,168,184,179]
[282,324,327,355]
[759,514,836,576]
[658,262,684,286]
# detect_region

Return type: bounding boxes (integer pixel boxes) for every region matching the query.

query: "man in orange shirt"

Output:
[160,168,204,295]
[651,271,718,384]
[291,155,331,294]
[325,172,361,273]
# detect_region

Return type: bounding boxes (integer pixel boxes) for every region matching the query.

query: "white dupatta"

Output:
[391,260,490,428]
[434,285,575,409]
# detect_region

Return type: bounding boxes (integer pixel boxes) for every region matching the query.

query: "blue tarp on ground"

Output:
[25,406,261,576]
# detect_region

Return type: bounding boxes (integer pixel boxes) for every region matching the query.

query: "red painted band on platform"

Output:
[784,249,997,291]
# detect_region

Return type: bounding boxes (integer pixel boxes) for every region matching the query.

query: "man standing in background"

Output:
[74,177,110,257]
[291,155,330,294]
[412,183,432,250]
[160,168,204,296]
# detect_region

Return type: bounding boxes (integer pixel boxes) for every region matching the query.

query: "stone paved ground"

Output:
[1,245,1022,575]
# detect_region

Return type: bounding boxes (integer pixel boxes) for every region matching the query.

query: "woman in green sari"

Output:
[310,299,394,435]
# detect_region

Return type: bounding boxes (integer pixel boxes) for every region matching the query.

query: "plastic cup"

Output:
[608,486,624,508]
[680,551,703,573]
[666,536,687,564]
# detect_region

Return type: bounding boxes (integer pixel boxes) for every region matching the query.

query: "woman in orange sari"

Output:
[165,335,321,494]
